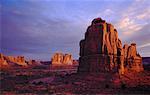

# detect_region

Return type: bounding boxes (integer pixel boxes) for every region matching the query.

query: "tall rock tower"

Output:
[78,18,143,74]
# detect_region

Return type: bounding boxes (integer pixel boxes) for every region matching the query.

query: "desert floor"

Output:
[0,64,150,94]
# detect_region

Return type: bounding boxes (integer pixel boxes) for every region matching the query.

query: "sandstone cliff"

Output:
[0,53,27,67]
[0,53,8,68]
[5,56,27,66]
[78,18,143,74]
[51,53,73,65]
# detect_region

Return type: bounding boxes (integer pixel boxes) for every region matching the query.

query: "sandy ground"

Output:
[0,65,150,94]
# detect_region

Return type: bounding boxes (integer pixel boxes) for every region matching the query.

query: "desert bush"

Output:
[121,82,126,89]
[105,84,109,88]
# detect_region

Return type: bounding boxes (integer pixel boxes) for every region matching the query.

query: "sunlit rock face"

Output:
[51,53,73,65]
[78,18,143,74]
[63,54,73,65]
[51,53,64,65]
[0,53,27,67]
[124,43,143,73]
[4,56,27,66]
[0,53,8,67]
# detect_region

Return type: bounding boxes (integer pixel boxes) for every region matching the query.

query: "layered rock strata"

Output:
[0,53,27,67]
[0,53,8,67]
[78,18,143,74]
[51,53,73,65]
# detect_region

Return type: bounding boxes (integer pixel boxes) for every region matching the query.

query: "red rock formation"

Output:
[28,60,36,65]
[124,43,143,72]
[0,53,27,67]
[63,54,73,65]
[51,53,64,65]
[78,18,143,74]
[4,56,27,66]
[51,53,73,65]
[0,53,8,67]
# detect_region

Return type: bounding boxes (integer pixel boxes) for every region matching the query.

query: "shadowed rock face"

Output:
[78,18,143,74]
[51,53,73,65]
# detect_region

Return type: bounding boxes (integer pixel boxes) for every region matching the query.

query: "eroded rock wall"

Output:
[51,53,73,65]
[0,53,27,67]
[0,53,8,67]
[78,18,143,74]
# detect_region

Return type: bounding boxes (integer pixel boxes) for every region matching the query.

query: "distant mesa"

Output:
[27,60,42,66]
[51,52,73,65]
[0,52,74,68]
[0,53,27,68]
[78,18,143,74]
[0,53,8,67]
[0,53,43,68]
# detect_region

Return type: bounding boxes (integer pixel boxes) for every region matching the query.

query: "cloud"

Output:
[96,9,114,17]
[112,0,150,56]
[116,17,143,40]
[137,43,150,48]
[121,23,150,57]
[1,0,149,60]
[136,9,150,20]
[115,0,149,39]
[1,1,84,60]
[104,9,114,15]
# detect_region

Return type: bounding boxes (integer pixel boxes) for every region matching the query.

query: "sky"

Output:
[0,0,150,60]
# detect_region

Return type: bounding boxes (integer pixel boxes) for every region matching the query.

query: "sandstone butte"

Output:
[0,53,27,68]
[78,18,144,75]
[51,53,73,65]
